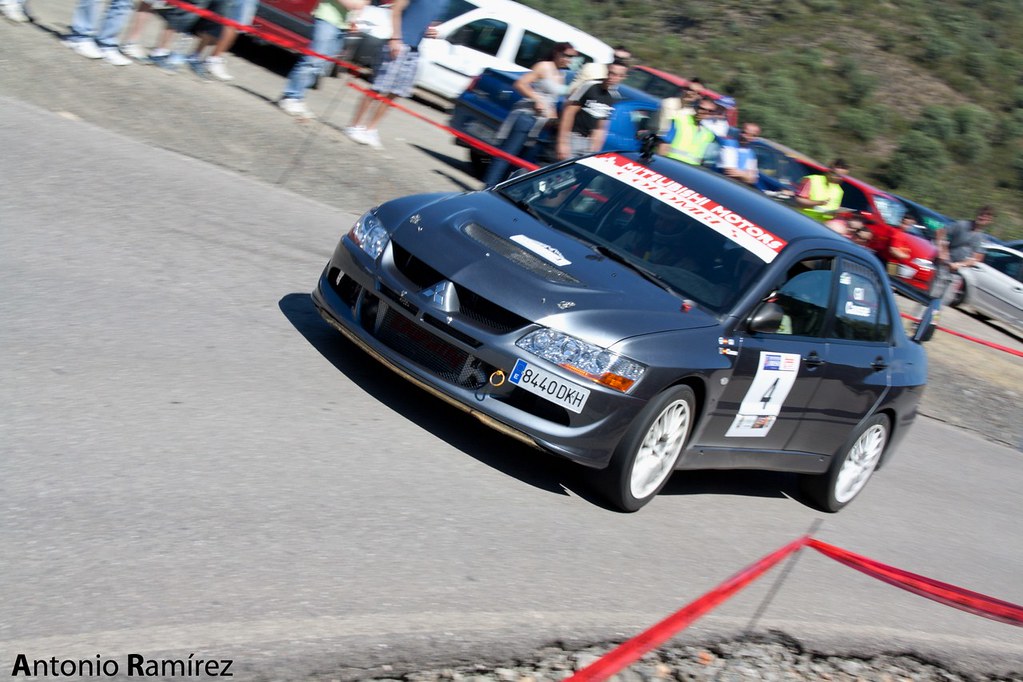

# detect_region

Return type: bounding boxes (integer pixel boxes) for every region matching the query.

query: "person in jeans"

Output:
[482,41,577,186]
[63,0,135,65]
[935,206,994,303]
[279,0,366,119]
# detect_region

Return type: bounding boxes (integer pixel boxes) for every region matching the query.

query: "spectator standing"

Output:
[186,0,259,80]
[936,206,993,302]
[556,60,628,160]
[1,0,28,23]
[482,41,577,185]
[658,96,717,165]
[278,0,366,118]
[793,159,847,222]
[344,0,449,149]
[63,0,135,65]
[718,121,760,185]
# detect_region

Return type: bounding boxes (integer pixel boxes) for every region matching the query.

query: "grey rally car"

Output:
[312,151,937,512]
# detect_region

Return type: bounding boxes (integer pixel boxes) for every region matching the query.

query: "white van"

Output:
[350,0,613,99]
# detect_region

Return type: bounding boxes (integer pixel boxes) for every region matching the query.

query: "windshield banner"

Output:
[578,153,787,263]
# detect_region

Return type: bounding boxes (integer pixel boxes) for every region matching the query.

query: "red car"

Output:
[749,139,937,294]
[251,0,319,50]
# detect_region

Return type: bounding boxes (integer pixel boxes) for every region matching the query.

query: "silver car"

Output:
[952,244,1023,333]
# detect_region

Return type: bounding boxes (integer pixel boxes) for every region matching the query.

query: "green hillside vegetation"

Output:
[521,0,1023,239]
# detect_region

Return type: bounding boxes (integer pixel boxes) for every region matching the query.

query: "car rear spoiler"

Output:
[890,277,940,343]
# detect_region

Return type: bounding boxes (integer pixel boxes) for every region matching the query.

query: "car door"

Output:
[784,257,893,455]
[697,257,836,451]
[418,17,515,98]
[971,248,1023,328]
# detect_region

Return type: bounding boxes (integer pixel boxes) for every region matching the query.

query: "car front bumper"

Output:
[310,240,648,468]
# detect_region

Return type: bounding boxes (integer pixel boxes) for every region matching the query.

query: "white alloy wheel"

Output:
[834,421,886,504]
[630,398,691,500]
[600,385,696,512]
[801,413,890,512]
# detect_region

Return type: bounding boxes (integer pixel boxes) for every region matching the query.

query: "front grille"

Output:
[376,307,493,389]
[391,241,445,289]
[454,284,529,334]
[391,239,529,335]
[328,268,362,309]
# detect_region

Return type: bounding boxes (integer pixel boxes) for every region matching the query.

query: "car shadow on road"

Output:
[280,292,808,511]
[280,292,596,499]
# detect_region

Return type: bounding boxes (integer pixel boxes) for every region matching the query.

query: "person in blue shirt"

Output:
[717,122,761,186]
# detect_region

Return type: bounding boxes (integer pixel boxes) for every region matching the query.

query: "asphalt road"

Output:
[1,5,1022,680]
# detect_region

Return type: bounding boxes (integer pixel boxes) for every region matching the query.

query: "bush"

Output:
[885,131,950,187]
[913,106,956,142]
[837,108,877,142]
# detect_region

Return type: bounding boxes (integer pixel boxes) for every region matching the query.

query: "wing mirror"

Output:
[748,301,785,334]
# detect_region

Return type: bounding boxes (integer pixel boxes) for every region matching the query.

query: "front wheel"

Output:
[598,385,696,512]
[800,413,889,512]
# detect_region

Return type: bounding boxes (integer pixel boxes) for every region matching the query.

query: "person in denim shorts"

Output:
[344,0,448,149]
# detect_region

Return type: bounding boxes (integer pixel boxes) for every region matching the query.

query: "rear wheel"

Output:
[599,385,695,512]
[801,413,889,512]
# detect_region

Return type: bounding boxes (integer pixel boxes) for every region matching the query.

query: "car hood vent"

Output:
[462,222,579,285]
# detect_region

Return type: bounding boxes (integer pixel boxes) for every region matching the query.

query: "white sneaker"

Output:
[100,46,132,66]
[360,128,383,149]
[65,38,103,59]
[120,43,148,61]
[1,2,28,22]
[205,56,234,82]
[279,98,316,119]
[343,125,365,140]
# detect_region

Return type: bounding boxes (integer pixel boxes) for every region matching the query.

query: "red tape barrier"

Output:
[567,536,1022,682]
[160,0,538,172]
[901,312,1023,358]
[806,538,1023,628]
[564,536,810,682]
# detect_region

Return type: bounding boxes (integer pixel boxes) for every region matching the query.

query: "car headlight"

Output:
[516,329,646,392]
[911,257,934,272]
[348,211,389,259]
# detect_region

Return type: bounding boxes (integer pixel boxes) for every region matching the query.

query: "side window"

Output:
[839,183,869,213]
[514,32,555,69]
[771,258,834,337]
[985,250,1023,279]
[449,19,508,57]
[623,70,652,91]
[833,260,890,342]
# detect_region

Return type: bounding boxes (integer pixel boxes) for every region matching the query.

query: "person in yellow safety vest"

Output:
[794,160,848,222]
[658,97,719,165]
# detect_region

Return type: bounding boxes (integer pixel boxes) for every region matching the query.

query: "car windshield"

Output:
[497,159,773,313]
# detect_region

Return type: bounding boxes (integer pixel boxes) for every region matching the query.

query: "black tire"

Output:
[800,413,889,512]
[598,385,696,512]
[469,149,492,179]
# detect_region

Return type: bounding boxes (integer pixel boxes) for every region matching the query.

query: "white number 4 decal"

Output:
[727,352,801,438]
